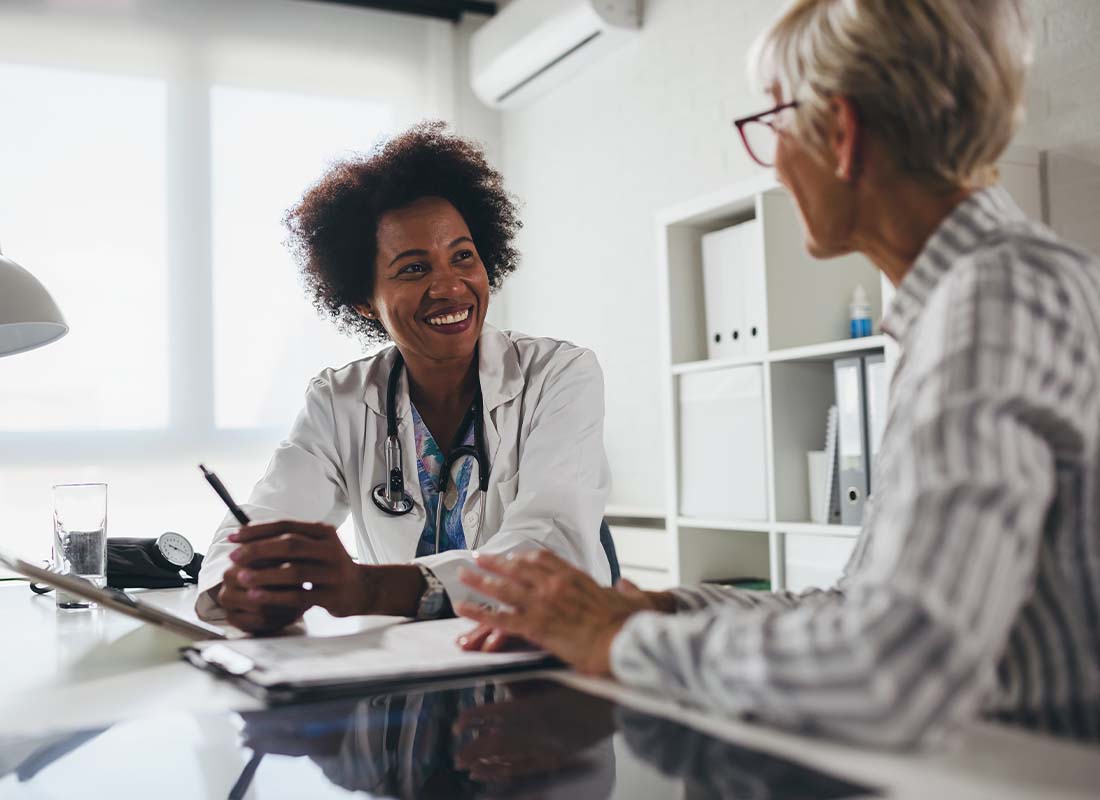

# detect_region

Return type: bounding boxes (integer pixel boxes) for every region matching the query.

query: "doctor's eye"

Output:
[453,249,474,263]
[397,262,428,276]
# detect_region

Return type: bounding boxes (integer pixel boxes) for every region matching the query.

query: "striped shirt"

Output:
[611,186,1100,747]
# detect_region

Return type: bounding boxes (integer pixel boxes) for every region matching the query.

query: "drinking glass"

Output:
[52,483,108,610]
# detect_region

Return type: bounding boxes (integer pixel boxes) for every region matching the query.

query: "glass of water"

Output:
[52,483,108,610]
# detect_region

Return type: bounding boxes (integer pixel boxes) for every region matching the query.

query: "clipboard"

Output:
[0,547,226,641]
[182,617,553,704]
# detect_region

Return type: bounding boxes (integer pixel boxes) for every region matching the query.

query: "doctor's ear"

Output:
[354,303,377,320]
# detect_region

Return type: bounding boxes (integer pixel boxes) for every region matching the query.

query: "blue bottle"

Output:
[849,284,872,338]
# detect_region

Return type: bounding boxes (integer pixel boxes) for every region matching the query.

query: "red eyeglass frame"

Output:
[732,101,800,167]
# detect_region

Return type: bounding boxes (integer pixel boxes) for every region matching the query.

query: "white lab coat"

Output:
[196,325,612,621]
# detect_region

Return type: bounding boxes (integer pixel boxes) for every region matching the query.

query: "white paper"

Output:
[195,617,547,688]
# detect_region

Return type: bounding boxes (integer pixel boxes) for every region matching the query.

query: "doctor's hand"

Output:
[227,521,427,620]
[456,551,672,676]
[217,563,310,634]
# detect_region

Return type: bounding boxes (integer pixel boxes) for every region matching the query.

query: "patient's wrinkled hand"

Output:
[457,622,534,653]
[455,551,665,676]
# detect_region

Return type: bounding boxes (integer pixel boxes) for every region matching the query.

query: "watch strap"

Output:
[414,564,449,620]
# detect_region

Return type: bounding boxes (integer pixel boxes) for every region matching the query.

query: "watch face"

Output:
[156,531,194,568]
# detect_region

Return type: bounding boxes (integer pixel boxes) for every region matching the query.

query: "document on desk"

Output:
[182,617,551,702]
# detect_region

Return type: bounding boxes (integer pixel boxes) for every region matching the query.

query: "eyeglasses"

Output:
[733,101,799,168]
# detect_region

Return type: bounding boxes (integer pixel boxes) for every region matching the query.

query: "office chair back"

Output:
[599,519,620,584]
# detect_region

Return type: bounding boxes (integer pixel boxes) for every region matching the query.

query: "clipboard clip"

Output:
[185,643,257,676]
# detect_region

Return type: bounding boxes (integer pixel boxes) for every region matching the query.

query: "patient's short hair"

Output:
[752,0,1032,187]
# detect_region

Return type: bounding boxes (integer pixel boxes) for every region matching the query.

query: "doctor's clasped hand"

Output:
[219,521,426,633]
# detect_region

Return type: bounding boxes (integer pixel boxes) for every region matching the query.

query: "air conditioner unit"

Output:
[470,0,642,110]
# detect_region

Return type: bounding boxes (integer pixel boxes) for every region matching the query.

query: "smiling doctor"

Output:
[195,122,611,637]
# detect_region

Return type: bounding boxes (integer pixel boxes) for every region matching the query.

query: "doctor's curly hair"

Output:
[284,121,522,344]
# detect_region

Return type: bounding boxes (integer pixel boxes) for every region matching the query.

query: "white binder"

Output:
[678,365,768,520]
[741,226,768,356]
[834,357,869,525]
[701,221,767,360]
[863,353,888,492]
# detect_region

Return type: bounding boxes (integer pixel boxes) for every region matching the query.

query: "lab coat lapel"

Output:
[477,325,523,475]
[362,328,521,560]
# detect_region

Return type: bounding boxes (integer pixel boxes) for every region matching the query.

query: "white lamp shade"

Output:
[0,252,68,357]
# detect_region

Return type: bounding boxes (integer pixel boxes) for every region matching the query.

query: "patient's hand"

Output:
[456,553,672,675]
[457,623,534,653]
[456,577,675,653]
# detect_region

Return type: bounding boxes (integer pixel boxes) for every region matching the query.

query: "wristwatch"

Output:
[414,564,449,620]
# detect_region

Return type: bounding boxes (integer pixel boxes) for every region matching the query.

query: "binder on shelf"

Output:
[741,223,768,356]
[678,365,768,521]
[701,220,765,361]
[834,357,869,526]
[821,405,841,524]
[863,353,888,492]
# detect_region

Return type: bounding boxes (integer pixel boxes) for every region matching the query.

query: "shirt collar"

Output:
[881,185,1027,344]
[363,323,523,417]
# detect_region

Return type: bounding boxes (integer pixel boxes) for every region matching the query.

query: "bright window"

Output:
[0,63,170,431]
[210,85,391,430]
[0,1,452,562]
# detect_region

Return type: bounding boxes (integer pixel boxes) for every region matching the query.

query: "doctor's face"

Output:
[363,196,490,365]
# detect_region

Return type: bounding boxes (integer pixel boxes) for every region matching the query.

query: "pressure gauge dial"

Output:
[155,531,195,569]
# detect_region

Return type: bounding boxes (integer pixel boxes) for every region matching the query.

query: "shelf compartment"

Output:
[781,532,859,592]
[759,190,883,350]
[611,525,673,571]
[676,525,771,586]
[768,360,837,525]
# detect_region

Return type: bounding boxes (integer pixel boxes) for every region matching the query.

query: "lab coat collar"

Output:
[361,324,523,417]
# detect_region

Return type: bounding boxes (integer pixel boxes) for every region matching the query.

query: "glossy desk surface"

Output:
[0,585,1097,799]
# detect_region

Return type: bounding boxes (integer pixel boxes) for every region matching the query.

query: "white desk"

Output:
[1,584,1096,799]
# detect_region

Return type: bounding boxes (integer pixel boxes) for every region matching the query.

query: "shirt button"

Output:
[464,511,479,528]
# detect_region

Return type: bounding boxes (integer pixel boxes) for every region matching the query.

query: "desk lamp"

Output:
[0,244,68,357]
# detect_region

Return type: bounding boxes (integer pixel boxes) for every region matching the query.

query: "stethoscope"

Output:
[371,351,491,553]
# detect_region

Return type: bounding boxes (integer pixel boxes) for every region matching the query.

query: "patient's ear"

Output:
[829,95,861,182]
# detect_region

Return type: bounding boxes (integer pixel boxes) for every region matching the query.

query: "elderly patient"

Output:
[457,0,1100,748]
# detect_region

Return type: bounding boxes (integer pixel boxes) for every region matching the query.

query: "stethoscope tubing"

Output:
[371,350,491,553]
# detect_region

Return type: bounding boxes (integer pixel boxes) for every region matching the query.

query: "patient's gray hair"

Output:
[751,0,1032,187]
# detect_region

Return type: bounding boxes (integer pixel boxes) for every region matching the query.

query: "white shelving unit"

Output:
[651,174,895,591]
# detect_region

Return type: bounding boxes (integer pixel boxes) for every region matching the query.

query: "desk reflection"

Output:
[2,677,878,799]
[237,679,617,798]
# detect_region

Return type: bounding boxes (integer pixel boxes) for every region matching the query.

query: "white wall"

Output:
[496,0,778,512]
[1017,0,1100,256]
[492,0,1100,512]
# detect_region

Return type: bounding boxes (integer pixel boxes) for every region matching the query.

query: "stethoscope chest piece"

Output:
[372,482,414,516]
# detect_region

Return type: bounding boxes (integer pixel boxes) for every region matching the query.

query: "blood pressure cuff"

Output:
[106,538,204,590]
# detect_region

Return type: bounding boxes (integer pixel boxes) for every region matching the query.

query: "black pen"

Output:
[199,464,251,526]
